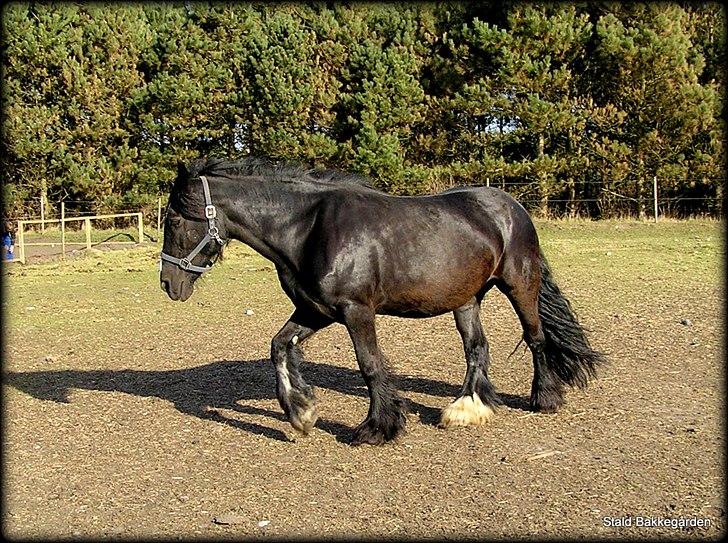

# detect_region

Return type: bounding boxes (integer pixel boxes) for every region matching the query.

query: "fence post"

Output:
[17,220,25,264]
[40,197,45,234]
[137,212,144,243]
[486,177,490,187]
[85,217,92,250]
[61,202,66,261]
[653,175,658,223]
[157,197,162,236]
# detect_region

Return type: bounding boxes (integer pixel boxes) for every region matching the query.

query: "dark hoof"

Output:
[351,423,387,446]
[351,411,406,446]
[530,388,565,413]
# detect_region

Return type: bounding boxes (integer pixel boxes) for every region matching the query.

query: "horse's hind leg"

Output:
[271,309,332,435]
[501,268,565,413]
[440,297,501,428]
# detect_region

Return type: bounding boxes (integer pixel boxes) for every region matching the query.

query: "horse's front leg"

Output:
[271,309,331,435]
[341,303,407,445]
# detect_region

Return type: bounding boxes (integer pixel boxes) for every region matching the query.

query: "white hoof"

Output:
[439,393,495,428]
[291,403,318,436]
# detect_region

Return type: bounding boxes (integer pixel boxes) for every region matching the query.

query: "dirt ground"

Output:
[2,220,725,540]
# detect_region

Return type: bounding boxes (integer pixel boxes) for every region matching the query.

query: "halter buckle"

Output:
[205,205,217,219]
[179,258,192,270]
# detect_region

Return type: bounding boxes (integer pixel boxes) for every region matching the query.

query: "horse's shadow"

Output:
[4,359,531,443]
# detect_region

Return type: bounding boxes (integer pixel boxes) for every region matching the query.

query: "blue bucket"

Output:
[3,232,14,261]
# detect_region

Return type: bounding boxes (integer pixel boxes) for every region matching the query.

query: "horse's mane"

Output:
[170,156,377,224]
[186,156,374,189]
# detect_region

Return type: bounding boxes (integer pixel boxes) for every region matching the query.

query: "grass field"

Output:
[5,219,720,340]
[2,219,725,539]
[6,219,721,327]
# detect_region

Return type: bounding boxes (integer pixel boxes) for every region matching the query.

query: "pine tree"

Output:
[1,3,724,217]
[132,3,240,196]
[588,4,722,217]
[235,4,343,163]
[446,4,593,215]
[330,4,430,193]
[3,4,153,217]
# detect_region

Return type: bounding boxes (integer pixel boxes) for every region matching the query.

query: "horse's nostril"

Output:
[161,278,171,294]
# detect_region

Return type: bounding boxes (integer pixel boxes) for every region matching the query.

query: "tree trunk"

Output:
[568,178,577,218]
[636,157,647,220]
[538,133,548,217]
[566,128,575,217]
[716,180,723,216]
[637,177,647,220]
[228,125,236,158]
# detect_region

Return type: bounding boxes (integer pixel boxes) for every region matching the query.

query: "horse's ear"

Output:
[176,160,189,182]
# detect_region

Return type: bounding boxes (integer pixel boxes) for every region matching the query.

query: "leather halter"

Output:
[160,176,225,274]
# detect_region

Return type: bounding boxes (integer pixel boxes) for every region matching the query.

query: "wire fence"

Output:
[462,176,722,218]
[5,176,723,228]
[2,179,721,265]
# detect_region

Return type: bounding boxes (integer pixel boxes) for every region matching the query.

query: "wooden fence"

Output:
[13,210,144,264]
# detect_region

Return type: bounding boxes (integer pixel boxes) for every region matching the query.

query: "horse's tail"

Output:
[537,252,606,388]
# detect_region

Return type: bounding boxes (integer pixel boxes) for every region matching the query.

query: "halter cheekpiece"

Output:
[160,175,225,274]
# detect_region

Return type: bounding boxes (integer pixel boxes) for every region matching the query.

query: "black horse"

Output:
[160,157,605,445]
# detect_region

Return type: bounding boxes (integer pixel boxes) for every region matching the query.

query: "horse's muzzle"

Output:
[160,276,193,301]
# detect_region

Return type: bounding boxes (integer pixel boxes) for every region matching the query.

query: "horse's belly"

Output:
[377,260,491,317]
[378,297,475,318]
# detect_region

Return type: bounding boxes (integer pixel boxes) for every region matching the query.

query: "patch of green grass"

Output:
[3,220,723,338]
[2,242,277,337]
[536,219,721,281]
[533,218,723,317]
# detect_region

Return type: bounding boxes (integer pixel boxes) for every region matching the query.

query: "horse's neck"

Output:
[219,181,320,271]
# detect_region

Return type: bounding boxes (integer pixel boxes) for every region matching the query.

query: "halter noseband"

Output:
[160,175,225,274]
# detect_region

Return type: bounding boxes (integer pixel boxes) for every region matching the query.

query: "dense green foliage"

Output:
[2,2,725,220]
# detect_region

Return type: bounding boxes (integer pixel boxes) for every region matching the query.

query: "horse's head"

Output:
[160,162,227,301]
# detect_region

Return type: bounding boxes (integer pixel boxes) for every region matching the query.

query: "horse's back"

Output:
[303,185,537,317]
[440,184,539,245]
[318,185,516,251]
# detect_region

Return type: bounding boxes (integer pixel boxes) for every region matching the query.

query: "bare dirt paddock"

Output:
[2,220,724,540]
